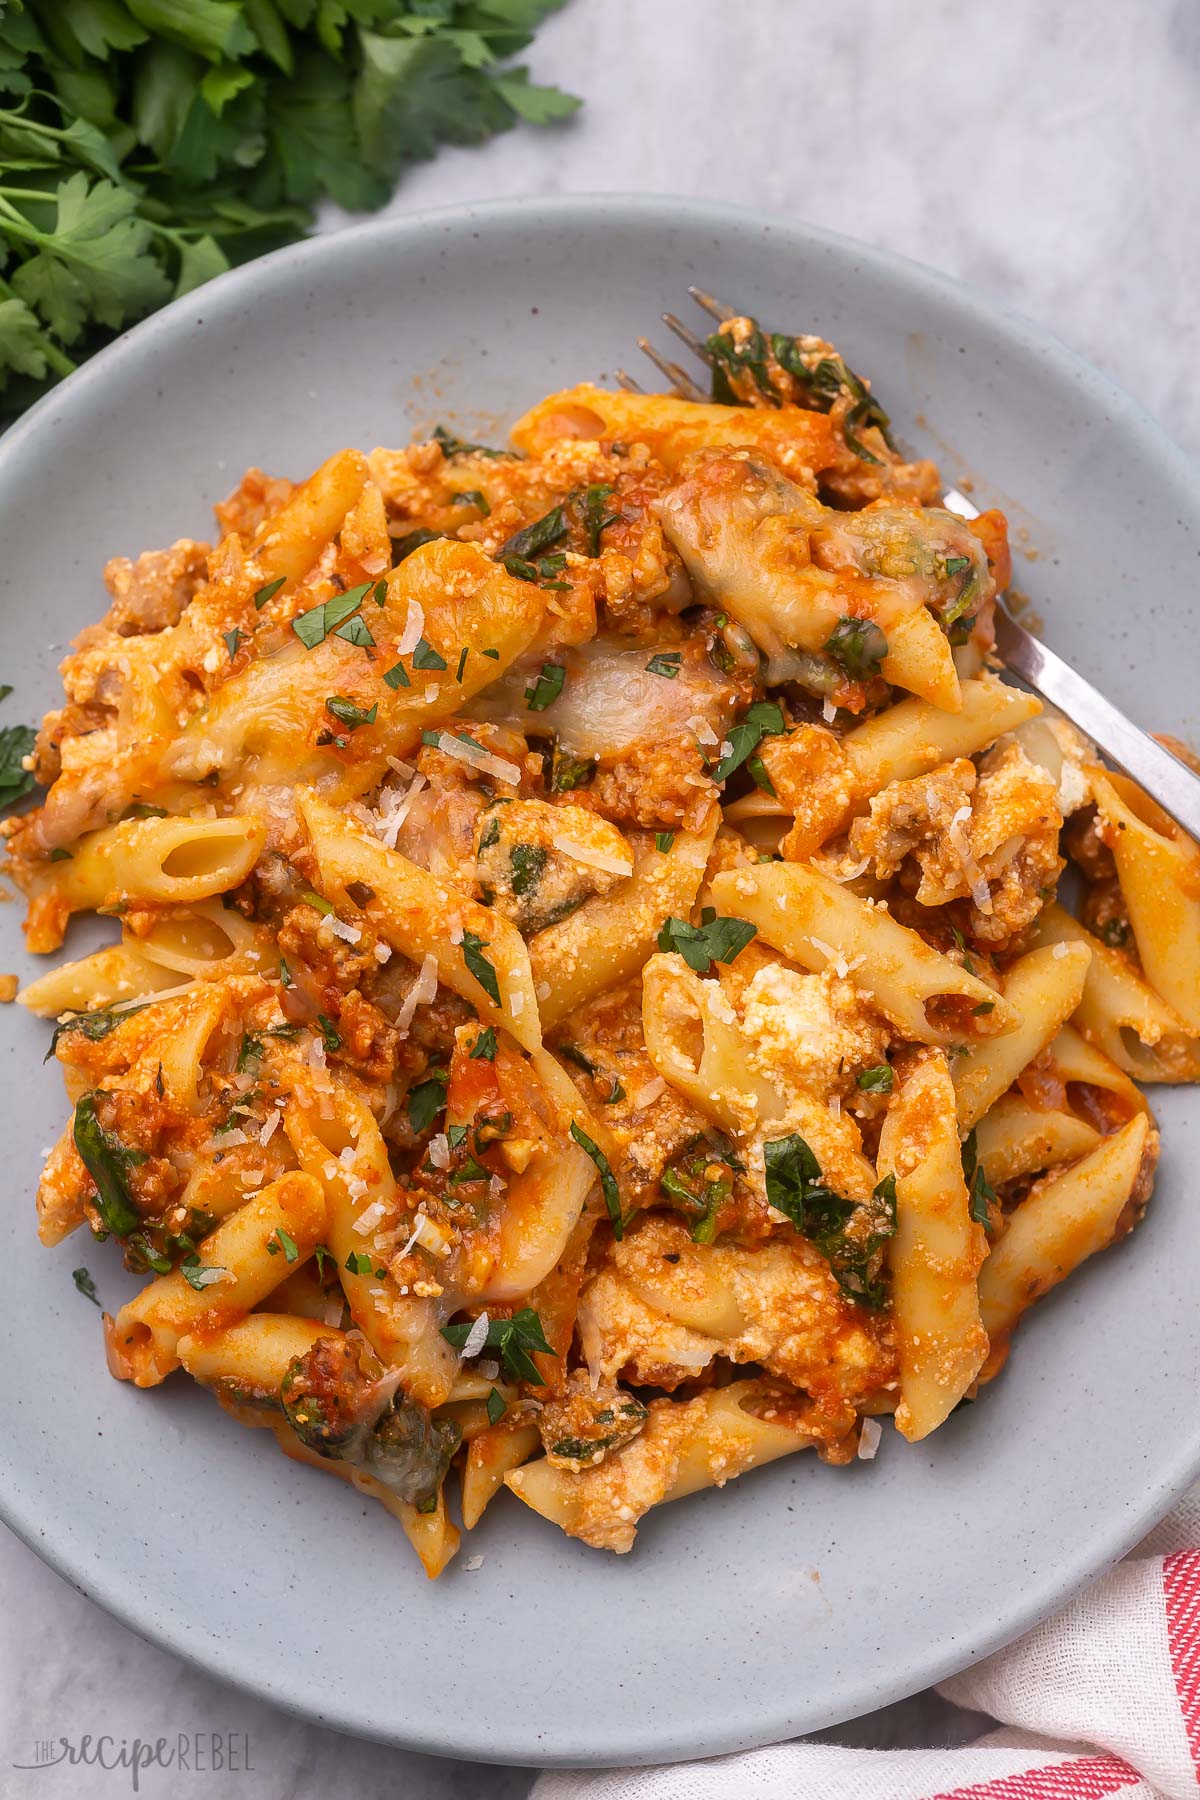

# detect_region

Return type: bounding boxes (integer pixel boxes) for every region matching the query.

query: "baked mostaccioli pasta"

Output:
[8,309,1192,1574]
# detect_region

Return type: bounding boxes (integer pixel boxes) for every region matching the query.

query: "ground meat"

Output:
[578,737,718,832]
[1064,805,1117,883]
[213,467,295,538]
[850,743,1062,944]
[96,539,210,638]
[538,1369,648,1471]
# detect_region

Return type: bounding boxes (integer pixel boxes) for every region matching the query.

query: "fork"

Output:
[626,289,1200,845]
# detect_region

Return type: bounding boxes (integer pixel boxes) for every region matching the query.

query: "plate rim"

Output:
[1,190,1198,1766]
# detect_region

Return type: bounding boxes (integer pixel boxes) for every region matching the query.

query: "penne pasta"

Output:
[11,346,1186,1570]
[708,861,1017,1046]
[879,1053,987,1440]
[978,1115,1153,1340]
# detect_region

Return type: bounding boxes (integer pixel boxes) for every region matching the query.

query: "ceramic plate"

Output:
[1,197,1197,1766]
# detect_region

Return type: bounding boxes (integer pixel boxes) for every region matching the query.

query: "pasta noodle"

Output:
[7,327,1184,1571]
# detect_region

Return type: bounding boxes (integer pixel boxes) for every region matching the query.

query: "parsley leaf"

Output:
[655,831,675,853]
[293,583,371,648]
[764,1133,897,1308]
[646,651,682,679]
[657,908,757,974]
[469,1025,498,1061]
[441,1306,555,1386]
[711,700,785,784]
[324,695,377,731]
[570,1120,623,1238]
[961,1128,998,1228]
[824,616,888,681]
[412,637,447,671]
[407,1070,448,1135]
[72,1093,144,1238]
[524,662,565,711]
[253,575,286,609]
[486,1386,507,1426]
[0,723,36,806]
[857,1065,894,1093]
[461,929,501,1005]
[72,1266,101,1307]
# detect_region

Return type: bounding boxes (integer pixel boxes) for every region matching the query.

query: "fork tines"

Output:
[632,287,739,396]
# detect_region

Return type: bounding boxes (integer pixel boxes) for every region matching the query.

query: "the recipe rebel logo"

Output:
[12,1732,255,1790]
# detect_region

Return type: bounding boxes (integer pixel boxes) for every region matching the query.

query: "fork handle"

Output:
[992,604,1200,844]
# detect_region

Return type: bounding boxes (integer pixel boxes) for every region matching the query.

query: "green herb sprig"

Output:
[0,4,580,415]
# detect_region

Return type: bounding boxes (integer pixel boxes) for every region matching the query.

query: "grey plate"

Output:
[1,196,1197,1768]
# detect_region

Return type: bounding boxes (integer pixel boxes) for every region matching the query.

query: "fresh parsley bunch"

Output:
[0,0,578,416]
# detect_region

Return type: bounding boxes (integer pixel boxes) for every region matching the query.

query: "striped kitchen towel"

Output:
[534,1486,1200,1799]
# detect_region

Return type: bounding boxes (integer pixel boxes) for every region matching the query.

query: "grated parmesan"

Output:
[463,1555,485,1571]
[822,697,837,724]
[630,1076,666,1108]
[258,1113,280,1147]
[428,1132,450,1169]
[551,834,634,878]
[687,713,720,749]
[353,1198,388,1236]
[1052,940,1069,959]
[328,917,362,944]
[396,599,425,657]
[427,730,521,786]
[947,803,993,915]
[461,1312,490,1359]
[858,1417,883,1460]
[395,952,439,1033]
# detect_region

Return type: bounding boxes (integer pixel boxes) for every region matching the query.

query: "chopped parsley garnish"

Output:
[412,637,448,671]
[447,1124,469,1151]
[486,1387,507,1426]
[344,1250,374,1275]
[279,958,293,989]
[524,662,566,711]
[253,576,286,610]
[0,723,36,807]
[461,930,501,1005]
[316,1014,342,1053]
[655,831,675,853]
[657,908,756,974]
[383,662,411,690]
[392,528,442,563]
[550,745,595,791]
[302,890,334,915]
[962,1128,998,1228]
[335,614,375,649]
[558,1044,597,1076]
[824,616,888,681]
[325,695,377,731]
[602,1078,625,1105]
[455,646,469,682]
[764,1133,896,1307]
[223,627,241,660]
[72,1266,101,1307]
[179,1254,230,1292]
[499,503,568,563]
[267,1227,299,1263]
[407,1070,448,1135]
[570,1121,623,1239]
[46,1001,148,1063]
[509,843,547,897]
[433,426,506,460]
[441,1306,555,1385]
[857,1065,894,1093]
[581,482,618,556]
[292,583,373,649]
[502,552,570,591]
[72,1093,145,1238]
[313,1245,335,1281]
[711,700,785,784]
[450,489,490,514]
[746,755,776,795]
[469,1026,498,1062]
[646,651,682,679]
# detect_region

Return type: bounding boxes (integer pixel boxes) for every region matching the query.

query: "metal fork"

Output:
[630,290,1200,845]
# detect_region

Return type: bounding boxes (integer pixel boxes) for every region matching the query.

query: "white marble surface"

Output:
[3,2,1197,1794]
